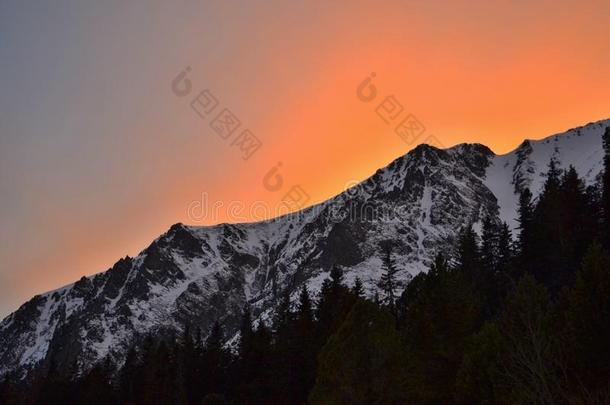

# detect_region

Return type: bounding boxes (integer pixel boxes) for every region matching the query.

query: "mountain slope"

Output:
[1,119,608,378]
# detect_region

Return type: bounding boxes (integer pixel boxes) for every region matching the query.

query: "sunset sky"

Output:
[1,0,609,317]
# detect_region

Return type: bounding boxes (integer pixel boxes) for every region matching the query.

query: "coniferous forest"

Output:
[2,129,610,404]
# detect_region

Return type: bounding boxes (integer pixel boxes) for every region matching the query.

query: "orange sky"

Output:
[1,0,609,316]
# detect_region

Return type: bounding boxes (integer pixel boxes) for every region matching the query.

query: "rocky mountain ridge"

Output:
[1,119,608,378]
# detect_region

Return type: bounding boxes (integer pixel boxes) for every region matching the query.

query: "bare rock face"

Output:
[0,119,607,379]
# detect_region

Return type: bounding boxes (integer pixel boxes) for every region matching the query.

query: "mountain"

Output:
[1,119,608,379]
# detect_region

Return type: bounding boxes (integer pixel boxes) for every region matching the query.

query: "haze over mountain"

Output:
[1,119,607,379]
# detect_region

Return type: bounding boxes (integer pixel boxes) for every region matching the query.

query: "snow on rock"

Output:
[484,120,607,229]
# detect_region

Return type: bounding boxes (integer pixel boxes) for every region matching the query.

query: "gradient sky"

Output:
[1,0,609,317]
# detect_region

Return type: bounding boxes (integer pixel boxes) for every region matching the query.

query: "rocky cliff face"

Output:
[1,119,607,379]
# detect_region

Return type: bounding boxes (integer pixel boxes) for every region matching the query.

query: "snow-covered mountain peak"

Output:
[1,119,608,379]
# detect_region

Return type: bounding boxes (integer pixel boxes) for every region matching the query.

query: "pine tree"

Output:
[194,326,203,352]
[480,216,498,273]
[272,290,293,335]
[293,285,317,402]
[181,323,198,404]
[201,320,228,400]
[529,162,593,292]
[558,166,592,271]
[234,307,274,403]
[523,159,567,289]
[496,222,513,273]
[315,279,334,333]
[397,254,450,325]
[296,285,313,324]
[494,222,515,306]
[269,290,297,401]
[378,245,399,314]
[430,252,449,275]
[480,217,510,318]
[602,126,610,249]
[316,265,352,345]
[455,224,480,278]
[352,277,364,298]
[585,182,604,244]
[330,265,344,293]
[246,321,273,402]
[543,157,562,194]
[238,305,254,360]
[517,188,534,260]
